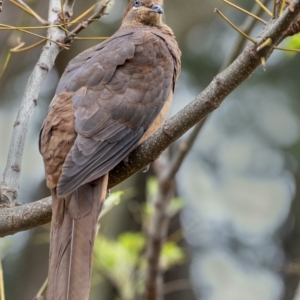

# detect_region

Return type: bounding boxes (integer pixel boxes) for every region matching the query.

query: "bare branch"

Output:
[0,197,52,236]
[1,0,300,237]
[0,0,65,206]
[215,8,258,43]
[0,191,121,237]
[64,0,111,43]
[255,0,273,17]
[108,0,300,187]
[63,0,76,19]
[221,0,267,25]
[221,0,271,70]
[0,0,112,207]
[9,0,49,25]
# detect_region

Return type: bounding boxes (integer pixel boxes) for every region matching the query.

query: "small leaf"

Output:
[168,197,184,216]
[284,36,300,56]
[161,241,185,270]
[146,176,158,197]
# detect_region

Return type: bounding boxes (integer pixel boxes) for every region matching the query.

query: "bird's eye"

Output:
[134,0,141,7]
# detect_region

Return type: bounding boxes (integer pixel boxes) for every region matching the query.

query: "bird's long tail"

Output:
[47,174,108,300]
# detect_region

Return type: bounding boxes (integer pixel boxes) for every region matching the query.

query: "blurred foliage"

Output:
[285,35,300,57]
[92,176,185,299]
[143,177,184,227]
[0,239,12,261]
[0,260,4,300]
[93,232,185,300]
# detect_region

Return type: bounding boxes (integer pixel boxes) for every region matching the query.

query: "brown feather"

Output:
[39,1,181,299]
[47,175,108,300]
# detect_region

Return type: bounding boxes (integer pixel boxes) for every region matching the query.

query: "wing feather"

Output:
[56,30,177,197]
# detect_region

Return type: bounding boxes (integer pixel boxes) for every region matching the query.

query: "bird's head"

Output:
[122,0,164,27]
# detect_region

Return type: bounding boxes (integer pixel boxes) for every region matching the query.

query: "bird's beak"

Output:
[150,4,164,14]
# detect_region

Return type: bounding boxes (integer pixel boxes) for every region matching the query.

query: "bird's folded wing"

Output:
[56,29,175,197]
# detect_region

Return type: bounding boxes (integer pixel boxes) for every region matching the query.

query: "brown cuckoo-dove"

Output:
[39,0,181,299]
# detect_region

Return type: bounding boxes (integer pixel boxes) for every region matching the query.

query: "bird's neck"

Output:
[120,22,175,39]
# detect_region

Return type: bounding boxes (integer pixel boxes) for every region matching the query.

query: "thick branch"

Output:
[1,0,300,237]
[0,197,52,236]
[108,0,300,187]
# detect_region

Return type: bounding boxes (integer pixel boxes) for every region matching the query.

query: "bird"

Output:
[39,0,181,299]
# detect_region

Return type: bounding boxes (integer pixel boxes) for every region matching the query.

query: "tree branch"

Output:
[64,0,111,43]
[0,0,111,207]
[220,0,271,70]
[108,0,300,187]
[63,0,76,19]
[0,0,66,206]
[1,0,300,237]
[0,197,52,236]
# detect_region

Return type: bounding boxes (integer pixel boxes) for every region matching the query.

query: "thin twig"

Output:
[273,0,277,18]
[255,0,273,16]
[220,0,271,70]
[9,0,49,25]
[64,0,111,43]
[34,278,48,300]
[73,36,108,40]
[215,8,257,43]
[257,37,273,50]
[280,0,287,15]
[261,56,267,70]
[0,24,59,30]
[70,0,104,24]
[10,39,46,53]
[0,24,67,48]
[63,0,76,19]
[1,0,300,237]
[0,260,4,300]
[0,52,12,79]
[221,0,267,24]
[274,45,300,52]
[60,0,67,28]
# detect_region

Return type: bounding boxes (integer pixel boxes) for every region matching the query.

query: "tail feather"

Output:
[47,174,108,300]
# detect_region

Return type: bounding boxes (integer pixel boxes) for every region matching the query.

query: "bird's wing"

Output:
[56,29,175,197]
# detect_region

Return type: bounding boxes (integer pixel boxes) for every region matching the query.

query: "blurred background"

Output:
[1,0,300,299]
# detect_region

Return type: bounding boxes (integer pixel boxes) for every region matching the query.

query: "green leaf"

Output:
[168,197,184,216]
[284,36,300,56]
[146,176,158,197]
[161,241,185,270]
